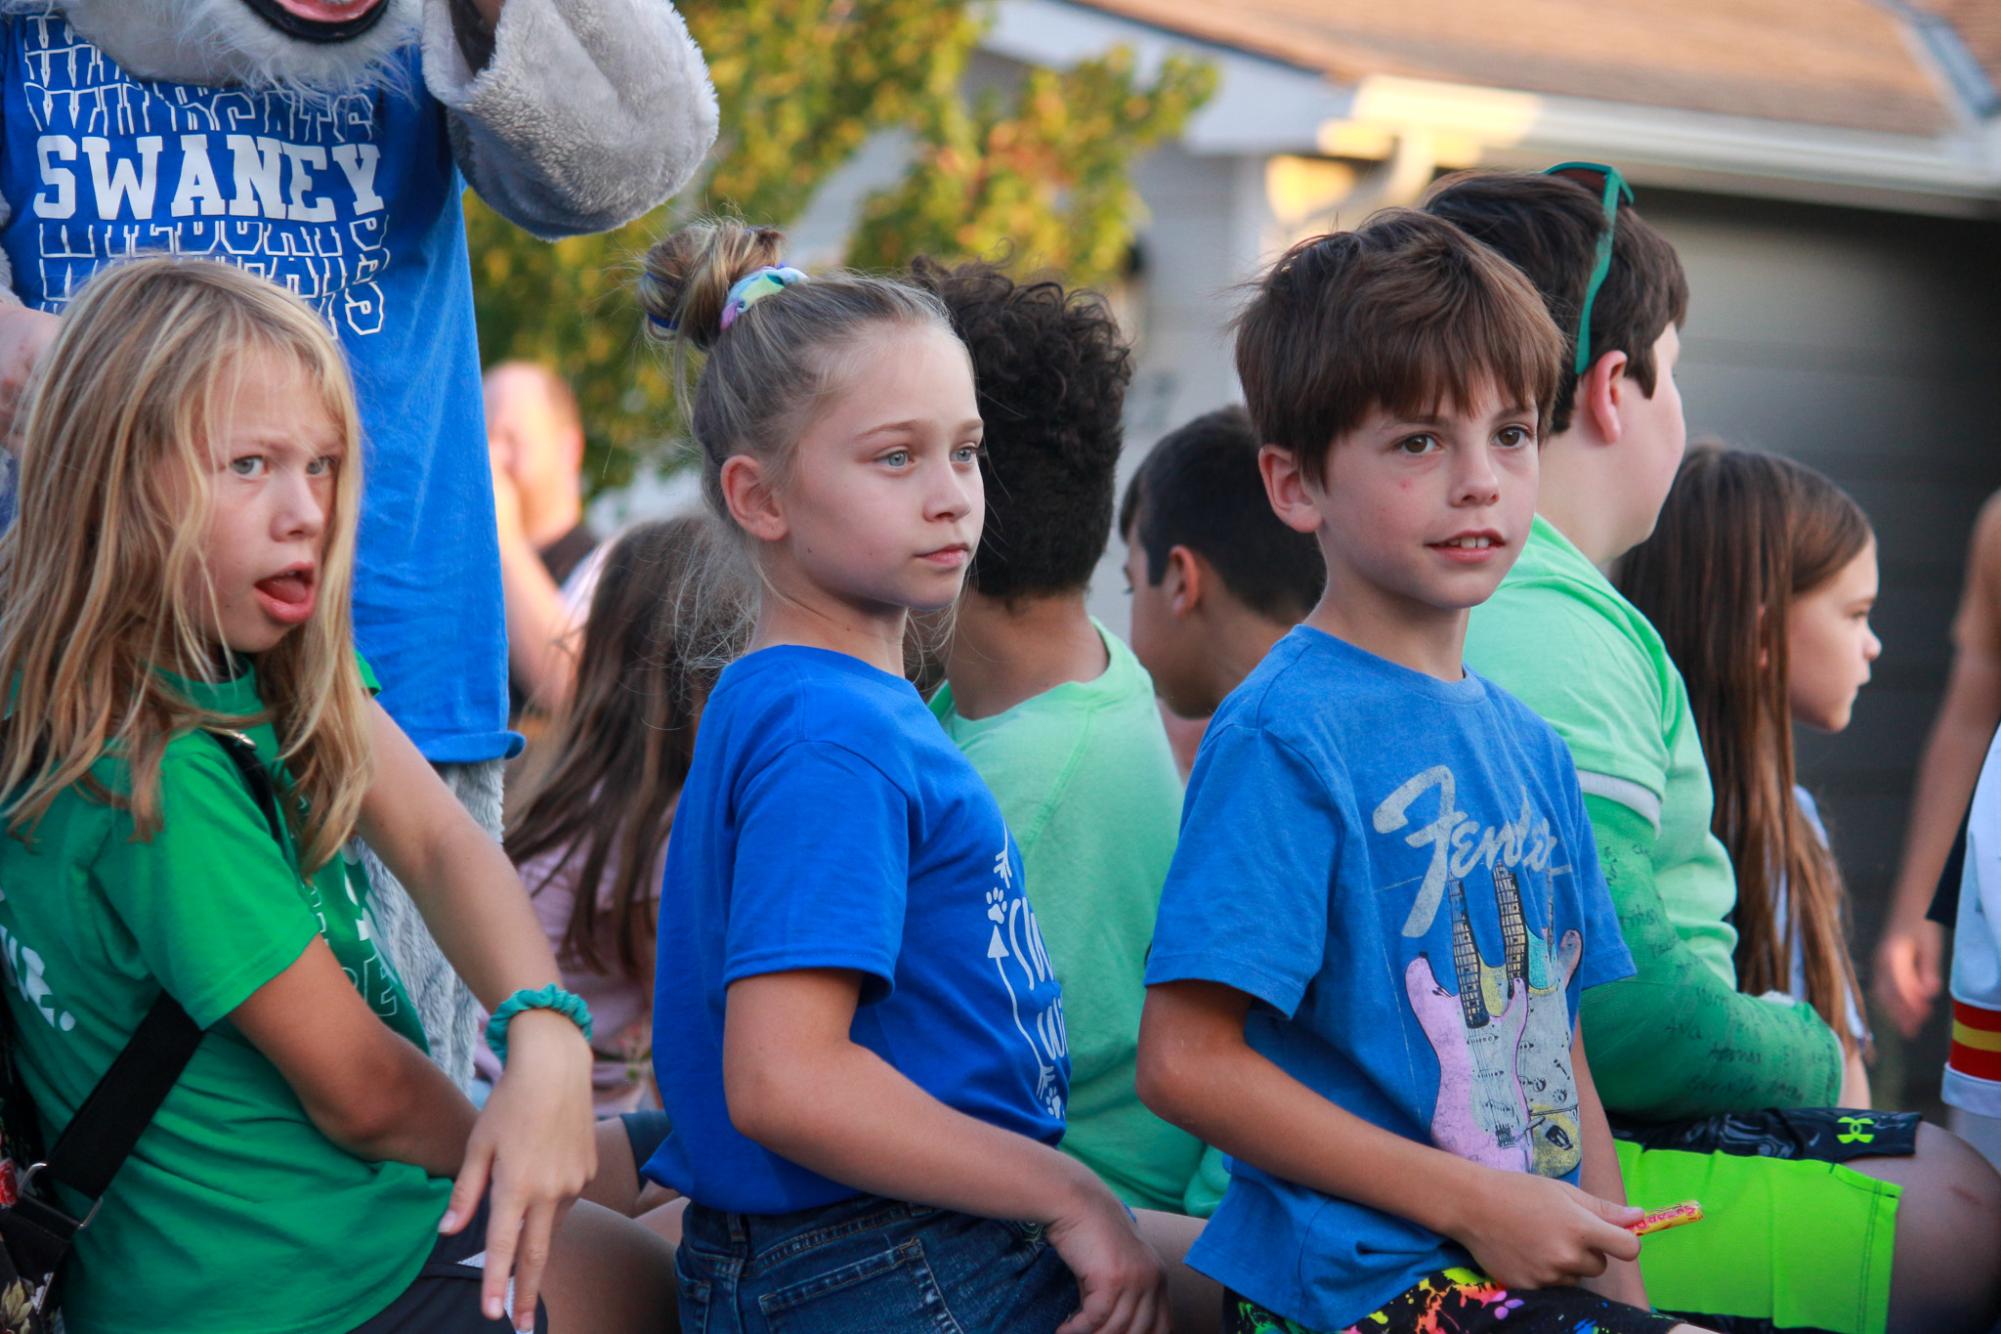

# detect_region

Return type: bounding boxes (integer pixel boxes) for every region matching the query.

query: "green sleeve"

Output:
[97,737,319,1029]
[1467,581,1670,800]
[1182,1143,1229,1219]
[1580,794,1842,1120]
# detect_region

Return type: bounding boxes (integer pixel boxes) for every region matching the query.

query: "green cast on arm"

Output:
[1579,794,1843,1121]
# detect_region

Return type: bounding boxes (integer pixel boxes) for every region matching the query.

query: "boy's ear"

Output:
[1575,349,1632,447]
[1258,443,1324,536]
[720,455,788,542]
[1165,545,1202,618]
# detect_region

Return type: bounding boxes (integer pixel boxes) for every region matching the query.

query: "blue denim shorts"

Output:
[674,1193,1080,1333]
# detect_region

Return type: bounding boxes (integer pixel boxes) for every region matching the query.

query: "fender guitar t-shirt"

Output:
[0,13,511,762]
[1146,628,1634,1331]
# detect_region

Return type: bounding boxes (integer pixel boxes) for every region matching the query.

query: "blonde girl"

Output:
[637,221,1167,1333]
[0,258,674,1334]
[1617,444,1879,1103]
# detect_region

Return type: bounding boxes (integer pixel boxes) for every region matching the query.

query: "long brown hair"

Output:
[0,258,371,871]
[503,515,746,980]
[1617,444,1872,1050]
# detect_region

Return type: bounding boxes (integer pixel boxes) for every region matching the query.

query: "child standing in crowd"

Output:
[1119,405,1325,726]
[476,515,742,1116]
[911,259,1208,1220]
[0,258,674,1333]
[1137,210,1677,1334]
[636,222,1166,1333]
[1617,445,1880,1105]
[1428,166,2001,1334]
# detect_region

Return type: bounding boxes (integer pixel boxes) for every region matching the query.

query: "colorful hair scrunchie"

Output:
[719,265,809,332]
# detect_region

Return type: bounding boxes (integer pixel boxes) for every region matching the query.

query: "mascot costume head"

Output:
[29,0,422,91]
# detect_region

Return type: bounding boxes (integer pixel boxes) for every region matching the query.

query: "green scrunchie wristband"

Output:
[484,985,593,1066]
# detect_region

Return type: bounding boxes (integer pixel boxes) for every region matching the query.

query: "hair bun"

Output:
[639,220,787,352]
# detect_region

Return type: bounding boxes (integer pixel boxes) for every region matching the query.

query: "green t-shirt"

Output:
[0,661,449,1334]
[932,621,1215,1215]
[1465,516,1840,1119]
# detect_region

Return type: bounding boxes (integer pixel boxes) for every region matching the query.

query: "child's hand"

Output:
[1045,1168,1170,1334]
[1447,1171,1642,1290]
[441,1010,597,1330]
[1873,917,1943,1039]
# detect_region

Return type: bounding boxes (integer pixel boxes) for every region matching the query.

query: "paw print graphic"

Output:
[1036,1065,1064,1118]
[985,887,1007,924]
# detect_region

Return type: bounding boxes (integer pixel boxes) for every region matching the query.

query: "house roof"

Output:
[1065,0,1959,136]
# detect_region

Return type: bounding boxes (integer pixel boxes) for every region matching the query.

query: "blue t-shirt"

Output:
[646,645,1070,1214]
[0,13,511,763]
[1146,627,1634,1330]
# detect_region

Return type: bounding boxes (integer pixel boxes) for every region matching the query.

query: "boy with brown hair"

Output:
[1136,210,1688,1334]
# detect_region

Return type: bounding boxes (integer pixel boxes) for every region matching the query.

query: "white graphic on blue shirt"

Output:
[1372,763,1558,937]
[984,835,1067,1119]
[9,14,391,336]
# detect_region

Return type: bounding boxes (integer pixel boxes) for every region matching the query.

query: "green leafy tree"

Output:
[847,47,1213,283]
[468,0,1213,491]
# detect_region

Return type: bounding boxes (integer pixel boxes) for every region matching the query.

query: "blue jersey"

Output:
[648,646,1069,1214]
[1147,627,1633,1330]
[0,13,511,762]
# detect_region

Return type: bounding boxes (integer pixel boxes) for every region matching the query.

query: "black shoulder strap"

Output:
[37,729,287,1205]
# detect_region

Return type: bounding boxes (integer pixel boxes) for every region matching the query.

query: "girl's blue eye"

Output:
[229,455,266,477]
[881,449,911,468]
[307,455,338,477]
[952,443,981,464]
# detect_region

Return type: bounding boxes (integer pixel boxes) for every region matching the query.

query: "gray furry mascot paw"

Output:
[0,0,717,1083]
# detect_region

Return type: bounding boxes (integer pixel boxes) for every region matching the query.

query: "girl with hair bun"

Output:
[637,220,1168,1333]
[1617,443,1880,1105]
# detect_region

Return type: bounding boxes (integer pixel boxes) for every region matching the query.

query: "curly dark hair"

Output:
[908,257,1133,600]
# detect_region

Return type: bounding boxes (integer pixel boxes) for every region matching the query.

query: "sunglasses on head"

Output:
[1541,161,1635,377]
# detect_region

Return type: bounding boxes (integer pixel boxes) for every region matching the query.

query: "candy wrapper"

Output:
[1629,1200,1703,1236]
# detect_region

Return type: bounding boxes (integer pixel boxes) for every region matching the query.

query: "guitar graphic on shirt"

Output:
[1508,865,1585,1177]
[1406,877,1532,1172]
